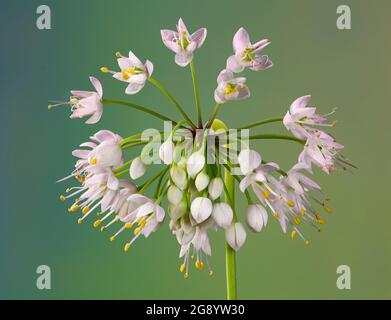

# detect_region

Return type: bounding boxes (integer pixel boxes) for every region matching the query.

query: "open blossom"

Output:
[72,130,123,170]
[226,27,273,73]
[214,69,250,104]
[299,133,344,174]
[49,77,104,124]
[283,95,337,140]
[106,50,153,95]
[161,18,207,67]
[237,149,280,192]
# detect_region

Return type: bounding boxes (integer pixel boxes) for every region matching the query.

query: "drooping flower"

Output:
[190,197,213,224]
[283,95,337,140]
[246,204,268,232]
[129,157,147,180]
[225,222,246,251]
[226,27,273,73]
[102,51,153,95]
[208,177,224,200]
[237,149,280,192]
[161,18,207,67]
[214,69,250,104]
[212,202,233,229]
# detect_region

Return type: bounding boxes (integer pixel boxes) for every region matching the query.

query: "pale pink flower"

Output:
[161,18,207,67]
[226,27,273,73]
[68,77,103,124]
[214,69,250,104]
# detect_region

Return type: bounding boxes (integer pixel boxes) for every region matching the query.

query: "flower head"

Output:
[226,27,273,73]
[161,18,207,67]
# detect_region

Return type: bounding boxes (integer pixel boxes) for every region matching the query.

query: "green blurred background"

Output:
[0,0,390,299]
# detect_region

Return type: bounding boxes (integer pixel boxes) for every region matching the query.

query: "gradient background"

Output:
[0,0,390,299]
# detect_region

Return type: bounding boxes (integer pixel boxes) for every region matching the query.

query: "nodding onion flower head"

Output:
[214,69,250,104]
[48,77,104,124]
[226,27,273,73]
[101,50,153,95]
[55,18,352,282]
[161,18,207,67]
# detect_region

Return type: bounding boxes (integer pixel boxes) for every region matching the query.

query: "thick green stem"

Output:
[190,61,202,127]
[148,77,196,128]
[206,104,222,128]
[103,98,176,124]
[249,134,305,145]
[238,117,283,130]
[224,169,237,300]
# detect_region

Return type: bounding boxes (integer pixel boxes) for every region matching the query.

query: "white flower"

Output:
[195,171,210,192]
[225,222,246,251]
[212,202,233,229]
[190,197,213,223]
[111,50,153,95]
[208,177,224,200]
[129,157,146,180]
[170,166,188,190]
[90,140,123,168]
[246,204,268,232]
[159,140,175,164]
[237,149,280,192]
[167,185,183,205]
[187,151,205,178]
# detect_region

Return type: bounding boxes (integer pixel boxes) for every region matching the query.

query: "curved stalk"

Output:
[249,134,305,145]
[103,99,177,124]
[148,77,196,128]
[224,169,237,300]
[238,117,283,130]
[189,61,202,127]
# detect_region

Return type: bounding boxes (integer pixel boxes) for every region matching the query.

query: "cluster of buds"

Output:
[52,18,353,280]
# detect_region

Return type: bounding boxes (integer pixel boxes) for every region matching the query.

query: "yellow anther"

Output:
[70,98,78,105]
[140,220,147,228]
[291,230,297,239]
[179,263,186,273]
[82,207,90,215]
[66,188,71,193]
[317,219,326,225]
[77,218,83,224]
[195,260,202,270]
[100,67,109,73]
[100,226,106,232]
[286,200,295,207]
[109,236,115,242]
[184,272,189,279]
[134,227,142,236]
[96,211,101,216]
[199,261,204,270]
[273,212,279,219]
[121,69,130,80]
[209,270,214,276]
[300,208,306,216]
[48,104,53,110]
[304,240,310,246]
[125,222,132,229]
[262,190,270,199]
[93,220,102,228]
[191,255,195,260]
[89,157,97,165]
[136,217,142,224]
[294,217,301,225]
[331,121,337,128]
[59,195,66,201]
[115,51,122,58]
[324,207,333,213]
[69,204,80,213]
[124,243,131,252]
